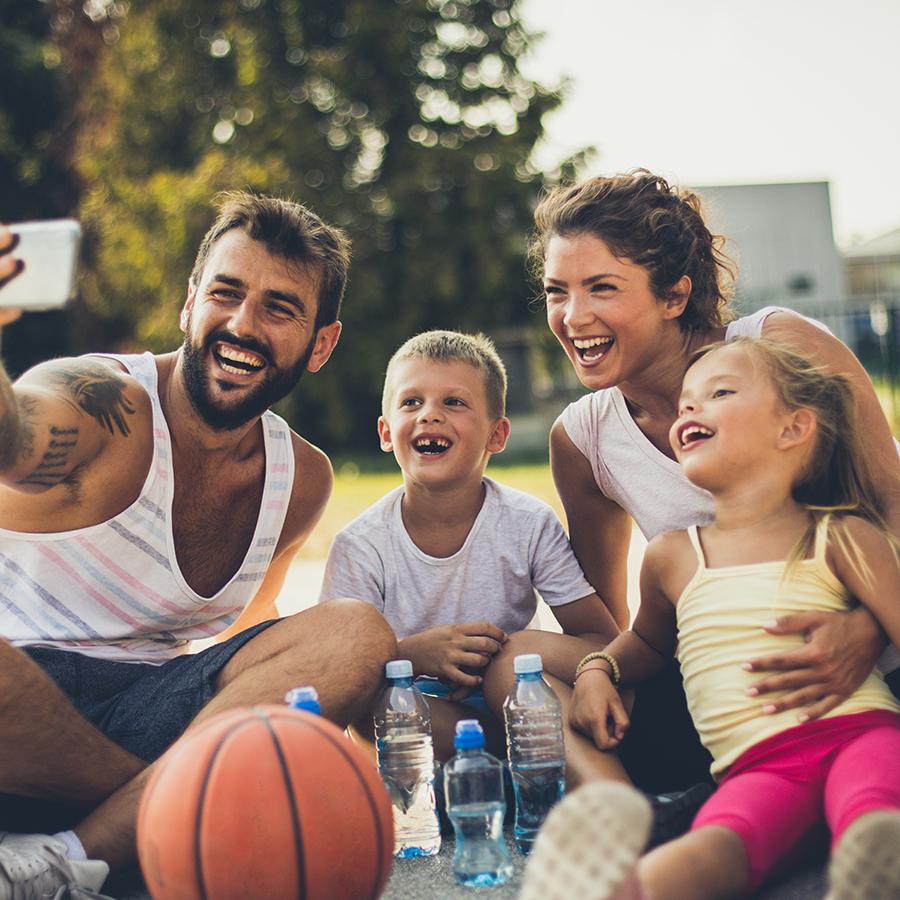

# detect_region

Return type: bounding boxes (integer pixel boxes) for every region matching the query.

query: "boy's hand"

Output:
[399,621,507,690]
[569,668,630,750]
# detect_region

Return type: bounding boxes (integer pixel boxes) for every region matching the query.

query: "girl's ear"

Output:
[778,408,817,450]
[377,416,393,453]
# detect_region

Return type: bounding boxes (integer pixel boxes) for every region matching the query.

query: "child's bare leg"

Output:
[424,696,503,762]
[524,784,748,900]
[350,694,502,764]
[483,630,630,786]
[522,782,650,900]
[348,718,377,763]
[639,826,749,900]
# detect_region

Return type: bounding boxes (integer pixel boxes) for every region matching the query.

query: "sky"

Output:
[518,0,900,246]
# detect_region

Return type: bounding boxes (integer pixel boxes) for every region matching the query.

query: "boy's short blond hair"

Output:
[382,330,508,420]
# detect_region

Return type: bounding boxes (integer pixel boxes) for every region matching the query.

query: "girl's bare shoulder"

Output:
[644,529,699,603]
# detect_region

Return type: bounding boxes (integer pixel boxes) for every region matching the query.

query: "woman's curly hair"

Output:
[527,169,737,333]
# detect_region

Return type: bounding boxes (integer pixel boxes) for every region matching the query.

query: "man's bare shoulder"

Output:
[18,354,152,438]
[280,429,334,546]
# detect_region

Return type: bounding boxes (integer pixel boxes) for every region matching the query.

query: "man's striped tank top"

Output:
[0,352,294,664]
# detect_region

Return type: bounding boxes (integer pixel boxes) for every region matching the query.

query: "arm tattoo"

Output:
[0,396,38,470]
[50,361,136,437]
[16,425,79,488]
[16,397,38,459]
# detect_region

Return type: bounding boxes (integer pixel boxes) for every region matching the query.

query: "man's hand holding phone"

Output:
[0,219,80,314]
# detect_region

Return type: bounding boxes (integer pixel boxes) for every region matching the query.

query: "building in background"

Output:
[843,225,900,388]
[844,227,900,302]
[694,181,846,319]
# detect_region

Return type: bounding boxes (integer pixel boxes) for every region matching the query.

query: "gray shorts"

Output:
[0,620,276,831]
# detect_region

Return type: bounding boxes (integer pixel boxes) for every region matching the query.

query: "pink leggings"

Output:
[692,710,900,893]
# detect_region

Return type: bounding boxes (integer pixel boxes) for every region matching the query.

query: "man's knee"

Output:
[313,600,396,726]
[0,641,52,715]
[322,598,397,660]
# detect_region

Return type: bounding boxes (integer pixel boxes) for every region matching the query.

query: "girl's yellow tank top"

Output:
[676,515,900,778]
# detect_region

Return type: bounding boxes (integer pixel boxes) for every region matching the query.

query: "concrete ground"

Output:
[115,832,825,899]
[119,545,824,898]
[381,836,826,900]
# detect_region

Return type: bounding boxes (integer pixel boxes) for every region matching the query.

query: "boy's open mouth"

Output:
[413,436,452,456]
[573,336,614,363]
[213,342,267,376]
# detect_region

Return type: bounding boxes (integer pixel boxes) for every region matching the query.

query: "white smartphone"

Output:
[0,219,82,310]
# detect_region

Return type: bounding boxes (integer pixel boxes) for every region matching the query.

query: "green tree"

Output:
[66,0,589,450]
[0,0,105,374]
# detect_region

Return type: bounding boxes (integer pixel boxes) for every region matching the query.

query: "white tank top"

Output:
[561,307,823,540]
[0,352,295,664]
[561,306,900,673]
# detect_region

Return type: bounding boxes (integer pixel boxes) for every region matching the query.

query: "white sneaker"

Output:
[520,781,652,900]
[0,833,111,899]
[827,811,900,900]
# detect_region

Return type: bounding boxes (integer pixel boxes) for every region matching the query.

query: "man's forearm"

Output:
[849,603,890,654]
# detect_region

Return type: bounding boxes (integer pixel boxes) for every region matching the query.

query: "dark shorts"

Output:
[619,660,715,793]
[0,620,276,832]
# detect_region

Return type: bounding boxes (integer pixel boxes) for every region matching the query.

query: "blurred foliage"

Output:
[3,0,591,451]
[0,0,102,371]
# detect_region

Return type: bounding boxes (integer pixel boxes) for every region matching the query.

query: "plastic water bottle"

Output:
[374,660,441,858]
[285,686,321,714]
[444,720,513,887]
[503,653,566,855]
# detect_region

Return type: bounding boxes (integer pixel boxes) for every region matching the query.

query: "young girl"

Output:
[522,337,900,900]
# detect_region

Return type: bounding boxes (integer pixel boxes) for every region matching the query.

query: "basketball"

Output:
[137,705,393,900]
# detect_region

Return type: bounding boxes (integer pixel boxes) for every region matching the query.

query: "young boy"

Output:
[319,330,619,760]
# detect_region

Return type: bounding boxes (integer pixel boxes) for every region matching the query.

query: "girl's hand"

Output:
[744,608,885,720]
[569,667,630,749]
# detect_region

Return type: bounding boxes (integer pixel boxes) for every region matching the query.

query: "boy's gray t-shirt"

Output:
[318,477,594,639]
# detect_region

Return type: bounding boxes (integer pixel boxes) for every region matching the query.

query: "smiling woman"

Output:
[523,168,900,799]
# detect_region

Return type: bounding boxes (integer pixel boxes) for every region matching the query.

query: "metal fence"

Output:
[792,297,900,426]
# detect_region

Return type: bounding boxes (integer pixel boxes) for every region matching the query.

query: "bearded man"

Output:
[0,194,395,898]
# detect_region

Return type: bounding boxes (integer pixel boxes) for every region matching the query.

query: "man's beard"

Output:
[181,327,314,430]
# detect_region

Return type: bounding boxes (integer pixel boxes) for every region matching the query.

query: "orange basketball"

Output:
[137,705,393,900]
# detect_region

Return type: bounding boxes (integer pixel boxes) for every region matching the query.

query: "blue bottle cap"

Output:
[385,659,413,679]
[454,719,485,750]
[513,653,543,674]
[285,686,320,714]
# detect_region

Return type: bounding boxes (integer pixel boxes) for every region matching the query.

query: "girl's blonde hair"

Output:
[688,337,896,579]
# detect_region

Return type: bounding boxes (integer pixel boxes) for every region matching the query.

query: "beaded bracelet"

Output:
[574,651,621,686]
